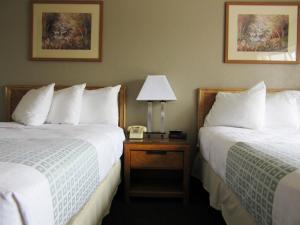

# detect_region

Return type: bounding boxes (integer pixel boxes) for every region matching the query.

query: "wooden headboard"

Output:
[197,88,284,130]
[4,85,126,129]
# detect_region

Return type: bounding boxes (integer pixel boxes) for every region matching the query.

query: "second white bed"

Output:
[199,126,300,225]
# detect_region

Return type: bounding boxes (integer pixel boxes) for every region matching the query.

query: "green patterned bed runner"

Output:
[0,138,100,225]
[226,142,300,225]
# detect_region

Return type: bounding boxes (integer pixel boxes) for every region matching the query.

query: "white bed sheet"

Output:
[199,126,300,180]
[0,122,125,183]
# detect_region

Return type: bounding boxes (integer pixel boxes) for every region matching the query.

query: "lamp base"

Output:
[145,132,166,139]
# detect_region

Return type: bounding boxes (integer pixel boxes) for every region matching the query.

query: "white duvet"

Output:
[199,127,300,225]
[0,122,125,225]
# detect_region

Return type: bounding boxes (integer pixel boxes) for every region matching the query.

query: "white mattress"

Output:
[0,122,125,182]
[199,126,300,180]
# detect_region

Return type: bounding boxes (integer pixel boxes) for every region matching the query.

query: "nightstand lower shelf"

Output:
[130,178,184,198]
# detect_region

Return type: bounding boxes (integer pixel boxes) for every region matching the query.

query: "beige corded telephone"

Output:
[127,126,147,139]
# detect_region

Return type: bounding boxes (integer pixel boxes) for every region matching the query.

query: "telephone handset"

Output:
[127,126,147,139]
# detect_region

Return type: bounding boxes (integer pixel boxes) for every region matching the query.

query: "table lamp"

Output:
[136,75,177,136]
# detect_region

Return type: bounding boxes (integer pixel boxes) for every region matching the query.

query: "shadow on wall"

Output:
[123,79,148,128]
[0,87,5,121]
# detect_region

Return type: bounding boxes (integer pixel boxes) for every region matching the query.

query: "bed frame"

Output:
[4,85,126,128]
[197,87,284,130]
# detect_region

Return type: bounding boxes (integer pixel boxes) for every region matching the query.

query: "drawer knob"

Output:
[146,151,167,155]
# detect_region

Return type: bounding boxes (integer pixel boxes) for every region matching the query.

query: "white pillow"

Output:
[12,83,55,126]
[284,90,300,122]
[47,84,86,125]
[80,85,121,125]
[204,82,266,129]
[265,92,299,129]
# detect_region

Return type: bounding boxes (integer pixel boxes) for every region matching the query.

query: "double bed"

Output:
[0,85,126,225]
[196,88,300,225]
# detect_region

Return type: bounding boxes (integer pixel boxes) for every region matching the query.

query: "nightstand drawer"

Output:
[131,150,183,169]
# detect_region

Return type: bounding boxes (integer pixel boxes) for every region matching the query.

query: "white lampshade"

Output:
[136,75,177,101]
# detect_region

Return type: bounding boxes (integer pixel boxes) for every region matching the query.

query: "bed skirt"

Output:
[67,159,121,225]
[195,155,258,225]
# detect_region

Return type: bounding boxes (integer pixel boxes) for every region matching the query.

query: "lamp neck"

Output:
[147,102,153,133]
[160,101,165,133]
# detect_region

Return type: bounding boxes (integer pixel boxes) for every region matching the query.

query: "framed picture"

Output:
[225,2,300,64]
[31,0,103,62]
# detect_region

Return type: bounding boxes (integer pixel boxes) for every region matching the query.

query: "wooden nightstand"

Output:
[124,138,190,204]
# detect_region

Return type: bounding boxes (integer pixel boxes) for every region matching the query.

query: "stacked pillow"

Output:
[12,83,55,126]
[264,92,299,129]
[12,84,121,126]
[47,84,86,125]
[205,82,266,129]
[80,85,121,126]
[204,81,300,129]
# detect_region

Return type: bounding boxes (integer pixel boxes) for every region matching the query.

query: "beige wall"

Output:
[1,0,300,146]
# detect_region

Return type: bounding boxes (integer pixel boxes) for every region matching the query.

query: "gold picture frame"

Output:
[31,0,103,62]
[225,2,300,64]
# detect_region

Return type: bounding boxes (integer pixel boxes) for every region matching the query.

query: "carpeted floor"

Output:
[102,179,227,225]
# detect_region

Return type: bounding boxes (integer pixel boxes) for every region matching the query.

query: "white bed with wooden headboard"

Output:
[196,87,300,225]
[0,85,126,225]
